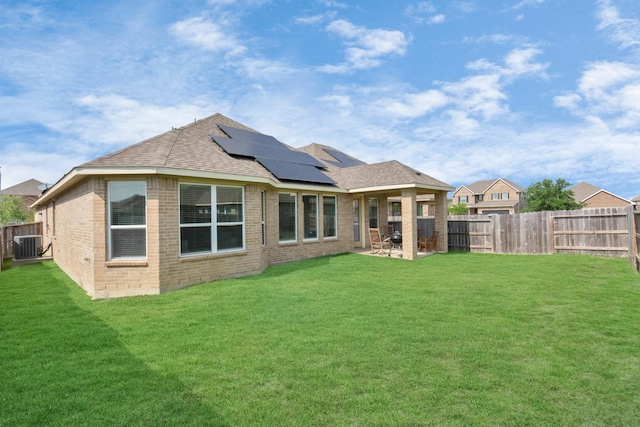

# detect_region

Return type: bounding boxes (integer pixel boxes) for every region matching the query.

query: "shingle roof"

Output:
[570,181,603,202]
[464,178,525,194]
[298,143,453,192]
[36,114,454,208]
[2,178,44,196]
[83,113,275,181]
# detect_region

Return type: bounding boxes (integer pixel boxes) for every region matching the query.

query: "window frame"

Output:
[302,194,319,241]
[368,198,378,229]
[278,192,298,243]
[179,183,245,256]
[108,181,147,260]
[323,195,338,239]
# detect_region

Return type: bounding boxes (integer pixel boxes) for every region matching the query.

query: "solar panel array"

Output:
[322,147,367,168]
[211,125,335,185]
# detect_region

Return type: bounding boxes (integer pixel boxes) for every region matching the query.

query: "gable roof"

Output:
[455,178,525,195]
[632,195,640,203]
[571,181,630,204]
[298,143,453,193]
[33,114,453,207]
[2,178,44,196]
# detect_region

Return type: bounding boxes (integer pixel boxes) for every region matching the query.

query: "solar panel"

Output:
[211,125,335,185]
[218,124,283,149]
[255,157,336,185]
[322,147,366,168]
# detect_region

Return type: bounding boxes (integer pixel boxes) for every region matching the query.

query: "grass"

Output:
[1,253,640,426]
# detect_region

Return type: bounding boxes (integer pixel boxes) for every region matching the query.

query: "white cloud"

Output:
[468,48,548,79]
[74,94,216,145]
[319,20,409,73]
[169,16,246,56]
[372,89,448,119]
[510,0,545,11]
[428,14,446,24]
[295,12,336,25]
[597,0,640,52]
[374,47,547,121]
[555,61,640,130]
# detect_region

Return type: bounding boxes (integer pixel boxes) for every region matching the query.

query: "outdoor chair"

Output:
[369,228,391,255]
[419,231,439,253]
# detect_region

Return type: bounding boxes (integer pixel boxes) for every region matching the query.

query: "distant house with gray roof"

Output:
[452,178,526,214]
[31,113,454,298]
[570,181,631,208]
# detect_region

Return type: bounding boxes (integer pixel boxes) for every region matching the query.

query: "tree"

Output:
[0,195,31,226]
[448,203,469,215]
[522,178,585,212]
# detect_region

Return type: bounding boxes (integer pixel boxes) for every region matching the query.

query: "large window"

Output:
[303,194,318,240]
[279,193,297,242]
[369,198,378,228]
[108,181,146,259]
[179,184,244,255]
[323,196,337,238]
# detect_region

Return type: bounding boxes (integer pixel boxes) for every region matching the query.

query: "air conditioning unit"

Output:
[13,235,42,260]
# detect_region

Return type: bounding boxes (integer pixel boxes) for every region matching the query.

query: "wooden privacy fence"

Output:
[1,222,42,259]
[634,205,640,272]
[449,207,637,263]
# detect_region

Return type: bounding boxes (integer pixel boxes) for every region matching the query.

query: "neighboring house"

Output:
[570,182,631,208]
[632,195,640,205]
[387,194,435,222]
[32,113,454,298]
[451,178,526,214]
[1,178,45,222]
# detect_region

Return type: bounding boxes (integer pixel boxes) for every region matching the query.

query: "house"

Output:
[1,178,45,223]
[570,181,632,208]
[451,178,526,214]
[31,113,454,298]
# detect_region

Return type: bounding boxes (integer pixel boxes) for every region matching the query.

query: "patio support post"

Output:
[401,189,417,260]
[434,191,448,253]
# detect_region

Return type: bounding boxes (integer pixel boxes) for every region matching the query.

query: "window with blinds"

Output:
[108,181,147,259]
[180,183,244,255]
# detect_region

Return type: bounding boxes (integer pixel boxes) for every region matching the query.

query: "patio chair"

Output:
[369,228,391,254]
[419,231,439,253]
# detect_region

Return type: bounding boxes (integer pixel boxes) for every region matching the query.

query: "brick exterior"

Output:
[37,176,353,298]
[583,192,630,208]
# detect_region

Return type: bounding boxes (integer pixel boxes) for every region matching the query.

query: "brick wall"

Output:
[584,192,630,208]
[40,175,352,298]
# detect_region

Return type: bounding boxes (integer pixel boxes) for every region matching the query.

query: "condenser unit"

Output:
[13,235,42,260]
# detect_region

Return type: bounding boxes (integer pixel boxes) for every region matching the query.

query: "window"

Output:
[476,194,484,202]
[179,184,244,255]
[368,198,378,228]
[459,195,469,203]
[417,202,424,217]
[491,193,500,200]
[261,190,266,246]
[323,196,337,238]
[502,192,509,200]
[391,202,401,216]
[279,193,297,242]
[108,181,146,259]
[303,194,318,240]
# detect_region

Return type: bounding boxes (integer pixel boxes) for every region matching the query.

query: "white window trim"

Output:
[179,183,245,256]
[303,194,319,241]
[279,192,298,243]
[323,195,338,239]
[108,181,147,261]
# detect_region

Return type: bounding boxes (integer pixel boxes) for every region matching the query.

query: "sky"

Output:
[1,0,639,199]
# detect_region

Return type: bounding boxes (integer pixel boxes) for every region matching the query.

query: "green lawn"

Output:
[1,253,640,426]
